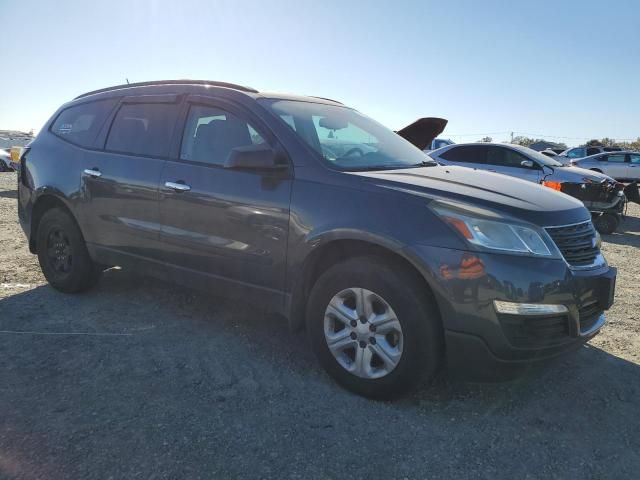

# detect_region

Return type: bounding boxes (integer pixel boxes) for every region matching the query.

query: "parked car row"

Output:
[391,119,636,236]
[16,80,617,398]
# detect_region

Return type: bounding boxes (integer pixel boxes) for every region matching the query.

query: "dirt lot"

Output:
[1,171,639,479]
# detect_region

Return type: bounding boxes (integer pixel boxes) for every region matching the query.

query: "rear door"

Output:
[78,94,181,261]
[601,153,629,179]
[485,146,541,183]
[159,95,292,298]
[628,153,640,180]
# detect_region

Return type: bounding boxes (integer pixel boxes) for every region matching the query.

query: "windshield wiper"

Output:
[410,160,438,167]
[345,164,411,172]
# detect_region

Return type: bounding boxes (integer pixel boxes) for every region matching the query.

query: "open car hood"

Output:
[396,117,448,150]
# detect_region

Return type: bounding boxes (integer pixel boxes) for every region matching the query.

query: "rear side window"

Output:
[440,145,487,164]
[106,103,178,157]
[606,154,626,163]
[51,99,117,148]
[180,105,266,166]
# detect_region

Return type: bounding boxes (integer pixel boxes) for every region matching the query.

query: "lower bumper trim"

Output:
[444,329,597,381]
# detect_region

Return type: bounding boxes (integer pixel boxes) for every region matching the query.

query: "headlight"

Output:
[431,201,555,257]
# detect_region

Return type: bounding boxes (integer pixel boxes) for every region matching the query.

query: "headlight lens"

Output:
[432,202,553,256]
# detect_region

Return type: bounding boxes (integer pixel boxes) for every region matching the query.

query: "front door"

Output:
[485,146,541,183]
[602,153,629,180]
[627,153,640,180]
[159,97,292,300]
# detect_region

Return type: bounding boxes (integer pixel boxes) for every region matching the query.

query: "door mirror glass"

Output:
[521,160,534,168]
[224,145,287,170]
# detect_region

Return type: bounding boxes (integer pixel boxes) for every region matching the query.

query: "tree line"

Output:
[506,136,640,151]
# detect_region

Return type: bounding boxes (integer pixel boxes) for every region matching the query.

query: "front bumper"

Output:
[406,244,616,379]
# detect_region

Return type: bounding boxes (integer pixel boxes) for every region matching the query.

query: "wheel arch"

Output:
[29,193,82,254]
[287,233,441,332]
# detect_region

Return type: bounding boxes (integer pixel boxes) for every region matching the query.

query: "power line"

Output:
[445,130,638,142]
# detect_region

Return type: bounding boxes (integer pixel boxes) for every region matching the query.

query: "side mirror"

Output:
[521,160,534,168]
[224,145,288,170]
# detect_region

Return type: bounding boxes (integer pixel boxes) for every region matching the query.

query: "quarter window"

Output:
[180,105,266,166]
[51,99,117,148]
[105,103,178,157]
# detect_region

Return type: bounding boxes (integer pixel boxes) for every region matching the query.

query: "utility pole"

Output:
[511,131,514,143]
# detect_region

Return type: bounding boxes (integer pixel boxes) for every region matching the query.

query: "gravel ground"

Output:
[1,171,639,479]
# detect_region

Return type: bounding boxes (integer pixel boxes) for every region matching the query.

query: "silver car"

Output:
[571,151,640,181]
[428,143,615,185]
[555,146,623,165]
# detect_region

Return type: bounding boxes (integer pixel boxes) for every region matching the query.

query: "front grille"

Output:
[545,221,599,267]
[499,314,570,348]
[578,300,603,333]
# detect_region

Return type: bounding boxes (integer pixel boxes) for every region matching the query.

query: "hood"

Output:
[396,118,448,150]
[553,165,614,183]
[351,165,588,226]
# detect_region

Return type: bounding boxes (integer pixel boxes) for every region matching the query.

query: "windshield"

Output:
[511,144,564,167]
[260,99,434,170]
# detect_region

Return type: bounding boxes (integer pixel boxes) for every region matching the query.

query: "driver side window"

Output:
[567,148,585,158]
[486,147,533,168]
[180,105,266,166]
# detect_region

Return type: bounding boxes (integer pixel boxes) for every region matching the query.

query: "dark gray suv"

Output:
[17,80,616,398]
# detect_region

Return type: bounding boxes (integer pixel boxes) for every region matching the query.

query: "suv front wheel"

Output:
[306,256,443,399]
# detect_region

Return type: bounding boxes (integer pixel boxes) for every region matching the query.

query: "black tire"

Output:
[306,256,443,399]
[593,213,619,235]
[36,208,101,293]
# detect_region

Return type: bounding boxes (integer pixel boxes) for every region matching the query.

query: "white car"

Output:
[571,151,640,182]
[428,142,614,185]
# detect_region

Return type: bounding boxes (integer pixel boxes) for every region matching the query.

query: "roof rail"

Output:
[75,79,258,99]
[309,96,343,105]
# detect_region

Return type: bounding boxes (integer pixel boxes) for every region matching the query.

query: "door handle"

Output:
[165,181,191,192]
[83,168,102,178]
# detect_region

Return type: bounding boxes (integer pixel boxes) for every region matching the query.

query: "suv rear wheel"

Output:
[306,256,443,399]
[36,208,101,293]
